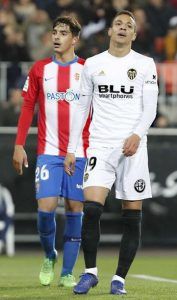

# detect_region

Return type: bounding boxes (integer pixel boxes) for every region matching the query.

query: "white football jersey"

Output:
[68,50,158,153]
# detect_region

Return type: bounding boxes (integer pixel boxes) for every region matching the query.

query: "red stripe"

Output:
[37,64,46,154]
[57,65,70,156]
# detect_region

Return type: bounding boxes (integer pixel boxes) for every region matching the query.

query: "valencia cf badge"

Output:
[134,179,145,193]
[127,68,137,80]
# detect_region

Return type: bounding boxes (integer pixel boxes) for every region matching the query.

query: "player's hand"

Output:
[13,145,28,175]
[123,134,141,157]
[64,153,76,176]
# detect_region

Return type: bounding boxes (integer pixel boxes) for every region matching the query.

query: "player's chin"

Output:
[54,48,62,54]
[54,46,63,53]
[116,37,127,44]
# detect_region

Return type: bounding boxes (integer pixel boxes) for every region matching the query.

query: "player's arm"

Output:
[64,63,93,175]
[123,59,158,157]
[13,65,39,175]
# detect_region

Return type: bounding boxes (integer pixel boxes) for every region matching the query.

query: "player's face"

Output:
[108,14,136,46]
[52,23,78,54]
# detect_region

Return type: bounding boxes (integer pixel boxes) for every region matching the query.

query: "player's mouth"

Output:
[118,32,126,37]
[53,42,62,48]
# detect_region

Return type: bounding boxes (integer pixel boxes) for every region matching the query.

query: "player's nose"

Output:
[54,38,60,43]
[120,25,126,31]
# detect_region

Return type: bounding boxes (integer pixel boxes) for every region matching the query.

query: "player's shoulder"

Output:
[85,51,108,67]
[31,57,53,71]
[28,57,53,76]
[131,50,154,65]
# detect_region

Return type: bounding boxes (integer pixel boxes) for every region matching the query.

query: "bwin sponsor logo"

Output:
[47,89,80,102]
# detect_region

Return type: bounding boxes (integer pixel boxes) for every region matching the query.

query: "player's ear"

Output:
[132,32,136,41]
[108,27,112,37]
[72,36,79,46]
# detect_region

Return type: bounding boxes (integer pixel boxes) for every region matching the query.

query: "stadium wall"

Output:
[0,127,177,247]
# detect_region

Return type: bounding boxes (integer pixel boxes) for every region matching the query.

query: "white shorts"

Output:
[83,146,152,200]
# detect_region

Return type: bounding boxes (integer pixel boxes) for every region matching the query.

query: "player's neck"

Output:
[54,50,76,64]
[108,43,131,58]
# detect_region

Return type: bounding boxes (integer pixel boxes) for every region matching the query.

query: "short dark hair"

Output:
[53,16,81,36]
[111,10,136,28]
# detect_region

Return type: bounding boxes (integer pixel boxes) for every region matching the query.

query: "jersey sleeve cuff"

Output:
[133,130,143,139]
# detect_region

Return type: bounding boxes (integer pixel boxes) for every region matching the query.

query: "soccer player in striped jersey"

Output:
[13,16,90,288]
[65,10,158,295]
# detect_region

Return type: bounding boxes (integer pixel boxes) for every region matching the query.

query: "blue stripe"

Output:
[52,55,78,66]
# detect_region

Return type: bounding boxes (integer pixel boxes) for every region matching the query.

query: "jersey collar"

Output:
[52,55,78,66]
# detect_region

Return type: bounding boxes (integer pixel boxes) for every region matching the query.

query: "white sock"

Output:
[112,275,125,284]
[85,267,98,277]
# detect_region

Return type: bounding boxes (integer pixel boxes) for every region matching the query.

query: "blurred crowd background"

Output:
[1,0,177,127]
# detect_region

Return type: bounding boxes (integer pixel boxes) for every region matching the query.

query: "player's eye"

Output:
[61,31,68,36]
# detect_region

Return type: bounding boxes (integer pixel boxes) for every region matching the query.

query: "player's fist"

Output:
[123,134,140,157]
[64,153,76,176]
[13,145,28,175]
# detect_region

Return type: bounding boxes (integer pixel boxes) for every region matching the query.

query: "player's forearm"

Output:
[67,95,92,153]
[15,102,35,145]
[133,90,158,138]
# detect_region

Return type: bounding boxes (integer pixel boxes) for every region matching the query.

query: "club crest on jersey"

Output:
[74,73,80,81]
[127,68,137,80]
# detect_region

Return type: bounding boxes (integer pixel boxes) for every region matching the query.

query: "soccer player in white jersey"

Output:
[12,16,90,288]
[64,10,158,295]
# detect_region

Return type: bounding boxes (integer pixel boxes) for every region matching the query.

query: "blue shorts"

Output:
[35,155,86,201]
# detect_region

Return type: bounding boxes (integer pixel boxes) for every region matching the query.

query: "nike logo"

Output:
[45,77,54,81]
